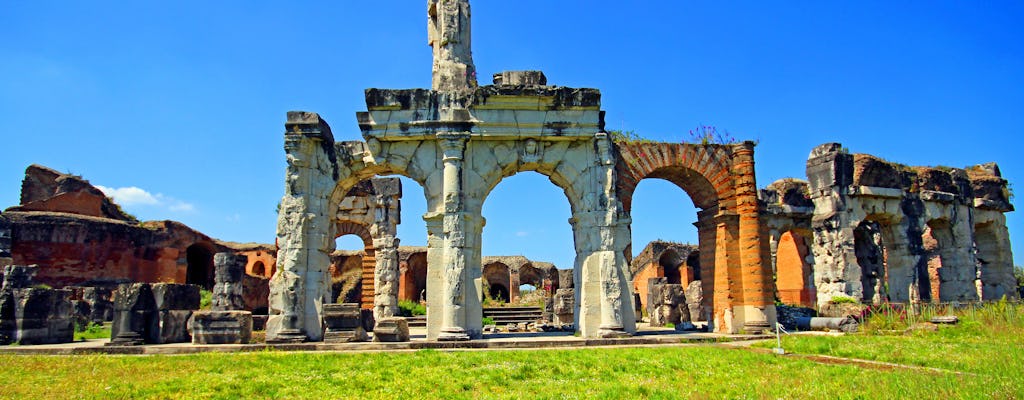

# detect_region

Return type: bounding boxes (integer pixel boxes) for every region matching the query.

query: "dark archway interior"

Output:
[407,252,428,302]
[489,284,510,303]
[252,261,266,277]
[659,250,682,284]
[185,243,214,289]
[686,251,701,281]
[855,220,886,303]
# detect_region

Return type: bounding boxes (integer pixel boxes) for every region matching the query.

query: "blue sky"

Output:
[2,1,1022,272]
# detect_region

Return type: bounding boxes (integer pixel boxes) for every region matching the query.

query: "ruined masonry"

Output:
[268,0,775,341]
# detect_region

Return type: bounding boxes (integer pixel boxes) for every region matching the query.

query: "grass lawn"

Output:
[3,302,1020,399]
[1,343,1017,399]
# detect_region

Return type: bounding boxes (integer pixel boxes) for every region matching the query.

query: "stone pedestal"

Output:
[213,253,246,311]
[322,303,367,343]
[372,317,409,342]
[552,288,575,325]
[108,283,158,346]
[189,311,253,345]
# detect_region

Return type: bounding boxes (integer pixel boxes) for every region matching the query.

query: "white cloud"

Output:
[96,185,159,206]
[515,231,529,237]
[96,185,196,214]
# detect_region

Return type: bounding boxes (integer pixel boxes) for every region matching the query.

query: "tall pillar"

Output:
[427,0,477,92]
[267,112,337,343]
[573,133,634,338]
[437,132,472,341]
[372,235,400,321]
[806,143,862,306]
[731,141,775,333]
[938,205,980,301]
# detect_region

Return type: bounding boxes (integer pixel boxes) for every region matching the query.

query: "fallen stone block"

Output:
[372,317,409,342]
[189,310,253,345]
[322,303,367,343]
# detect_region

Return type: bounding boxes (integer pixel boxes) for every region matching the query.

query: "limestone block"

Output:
[189,310,253,345]
[151,283,200,311]
[12,288,74,345]
[557,270,574,289]
[372,317,409,342]
[157,310,195,344]
[322,303,367,343]
[553,288,575,325]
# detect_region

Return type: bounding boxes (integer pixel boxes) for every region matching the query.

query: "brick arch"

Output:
[615,141,771,333]
[615,142,735,212]
[334,221,375,309]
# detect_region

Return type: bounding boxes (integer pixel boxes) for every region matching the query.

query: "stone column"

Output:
[437,132,471,341]
[768,228,781,279]
[213,253,246,311]
[572,133,634,338]
[267,111,337,343]
[730,141,775,333]
[372,235,400,321]
[427,0,477,91]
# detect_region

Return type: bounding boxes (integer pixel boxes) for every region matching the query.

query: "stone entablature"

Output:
[803,143,1016,306]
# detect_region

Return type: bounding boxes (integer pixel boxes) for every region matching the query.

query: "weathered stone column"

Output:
[267,111,337,343]
[212,253,246,311]
[427,0,477,91]
[372,235,400,321]
[806,143,861,306]
[937,204,980,301]
[437,132,472,341]
[730,141,775,333]
[881,222,921,303]
[572,133,634,338]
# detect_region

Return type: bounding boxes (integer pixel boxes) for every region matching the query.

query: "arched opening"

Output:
[481,171,575,329]
[185,243,215,289]
[400,251,428,302]
[627,174,704,320]
[331,233,370,305]
[855,220,887,304]
[658,249,683,285]
[483,262,511,303]
[252,261,266,277]
[774,230,814,307]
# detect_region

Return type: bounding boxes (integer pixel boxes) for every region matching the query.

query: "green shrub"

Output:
[200,289,213,310]
[398,300,426,317]
[482,317,494,326]
[829,295,858,304]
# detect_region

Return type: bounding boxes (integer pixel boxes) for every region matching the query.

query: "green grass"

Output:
[757,300,1024,395]
[1,343,1018,399]
[73,323,111,341]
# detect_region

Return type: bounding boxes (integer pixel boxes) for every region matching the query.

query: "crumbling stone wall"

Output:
[805,143,1016,306]
[629,240,699,312]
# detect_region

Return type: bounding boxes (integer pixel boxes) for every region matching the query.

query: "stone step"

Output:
[406,316,427,327]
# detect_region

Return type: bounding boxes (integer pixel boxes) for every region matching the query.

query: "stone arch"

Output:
[185,242,216,289]
[252,261,266,277]
[615,141,771,333]
[482,261,511,302]
[333,222,374,307]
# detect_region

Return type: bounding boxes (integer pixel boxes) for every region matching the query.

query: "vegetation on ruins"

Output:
[687,125,737,145]
[398,299,426,317]
[606,129,654,144]
[199,289,213,310]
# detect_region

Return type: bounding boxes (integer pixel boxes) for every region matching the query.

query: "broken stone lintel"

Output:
[974,198,1014,212]
[764,204,815,216]
[847,185,903,199]
[920,190,956,203]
